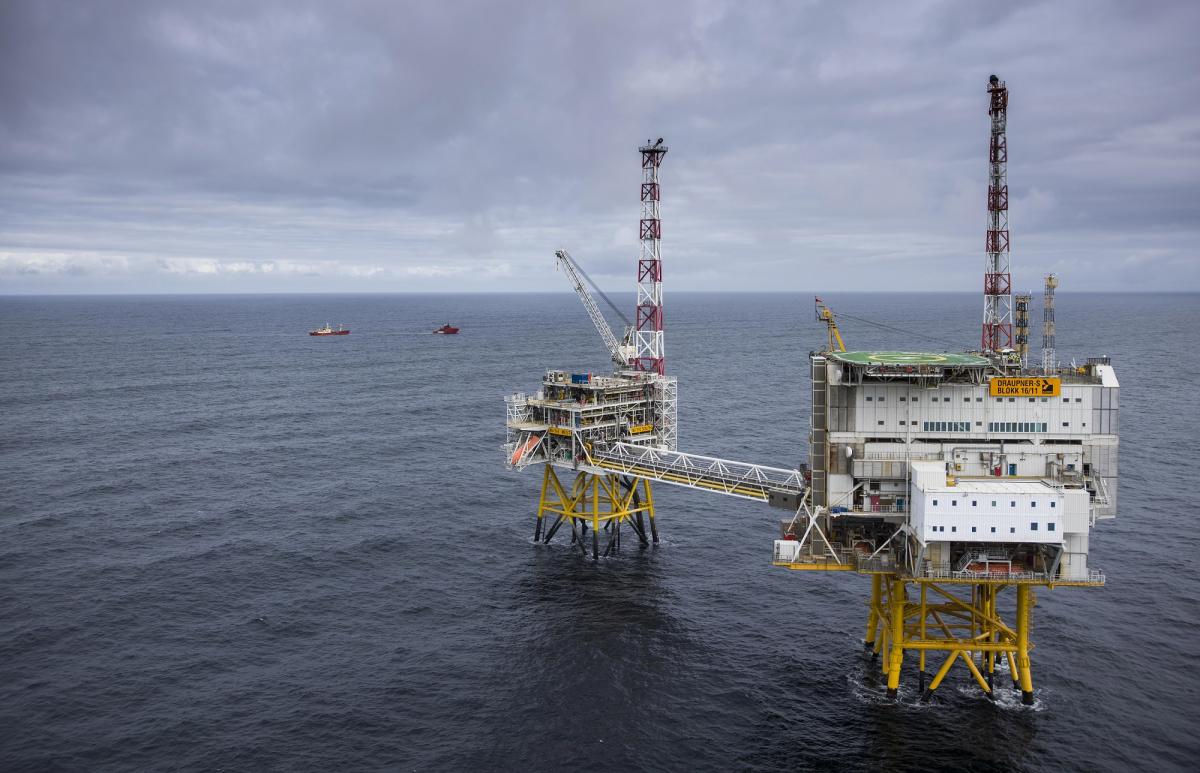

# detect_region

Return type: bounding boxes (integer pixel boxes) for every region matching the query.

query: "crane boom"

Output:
[555,249,632,366]
[815,296,846,352]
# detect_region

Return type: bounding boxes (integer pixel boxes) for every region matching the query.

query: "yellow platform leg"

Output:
[865,574,882,653]
[918,584,928,693]
[911,580,1024,702]
[533,466,656,559]
[885,578,906,698]
[1016,585,1036,705]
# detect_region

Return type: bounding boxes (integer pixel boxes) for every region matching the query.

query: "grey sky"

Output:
[1,0,1197,293]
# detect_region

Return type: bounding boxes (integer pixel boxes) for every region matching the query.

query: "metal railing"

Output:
[773,541,854,566]
[1091,474,1112,506]
[913,562,1106,584]
[775,546,1107,584]
[920,565,1044,581]
[860,450,942,461]
[830,504,909,515]
[955,549,1011,572]
[592,442,806,502]
[854,554,897,573]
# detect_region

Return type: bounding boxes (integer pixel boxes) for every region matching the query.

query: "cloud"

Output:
[1,0,1198,293]
[156,258,389,277]
[0,251,133,276]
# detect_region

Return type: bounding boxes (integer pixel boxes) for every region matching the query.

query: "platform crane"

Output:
[554,249,635,367]
[815,296,846,352]
[508,141,800,561]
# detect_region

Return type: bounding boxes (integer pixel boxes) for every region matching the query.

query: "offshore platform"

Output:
[504,77,1118,705]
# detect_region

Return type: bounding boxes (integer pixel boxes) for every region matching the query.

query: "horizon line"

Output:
[3,289,1195,297]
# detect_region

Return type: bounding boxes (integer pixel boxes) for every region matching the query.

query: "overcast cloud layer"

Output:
[1,0,1197,293]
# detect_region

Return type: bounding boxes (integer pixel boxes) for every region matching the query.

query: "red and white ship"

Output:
[433,323,460,335]
[309,323,350,336]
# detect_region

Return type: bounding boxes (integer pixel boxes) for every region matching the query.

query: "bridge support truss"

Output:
[533,465,658,560]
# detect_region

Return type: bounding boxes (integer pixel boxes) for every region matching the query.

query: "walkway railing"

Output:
[591,442,806,502]
[913,562,1105,584]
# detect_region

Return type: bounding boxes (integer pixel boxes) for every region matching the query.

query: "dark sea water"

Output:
[2,291,1198,772]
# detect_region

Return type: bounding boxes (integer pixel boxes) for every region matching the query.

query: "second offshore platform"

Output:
[503,76,1118,705]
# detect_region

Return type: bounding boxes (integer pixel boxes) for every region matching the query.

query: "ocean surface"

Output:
[1,291,1197,772]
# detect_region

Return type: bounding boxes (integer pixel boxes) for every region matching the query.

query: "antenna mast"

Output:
[1042,273,1058,372]
[982,75,1013,352]
[635,138,667,374]
[1014,292,1032,364]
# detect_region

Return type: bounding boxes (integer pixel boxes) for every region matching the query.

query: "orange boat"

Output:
[510,435,541,466]
[433,323,459,335]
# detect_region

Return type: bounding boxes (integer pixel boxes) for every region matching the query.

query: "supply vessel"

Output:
[309,323,350,336]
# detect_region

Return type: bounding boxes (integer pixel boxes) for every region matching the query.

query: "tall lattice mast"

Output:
[982,75,1013,352]
[635,138,667,374]
[1014,292,1031,364]
[1042,273,1058,372]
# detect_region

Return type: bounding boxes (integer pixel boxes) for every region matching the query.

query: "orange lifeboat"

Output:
[510,435,541,466]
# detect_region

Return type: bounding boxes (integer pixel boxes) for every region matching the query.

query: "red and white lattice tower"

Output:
[635,138,667,374]
[982,74,1013,352]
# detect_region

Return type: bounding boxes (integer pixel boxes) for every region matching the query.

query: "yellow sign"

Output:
[548,426,574,436]
[989,377,1060,397]
[628,423,655,435]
